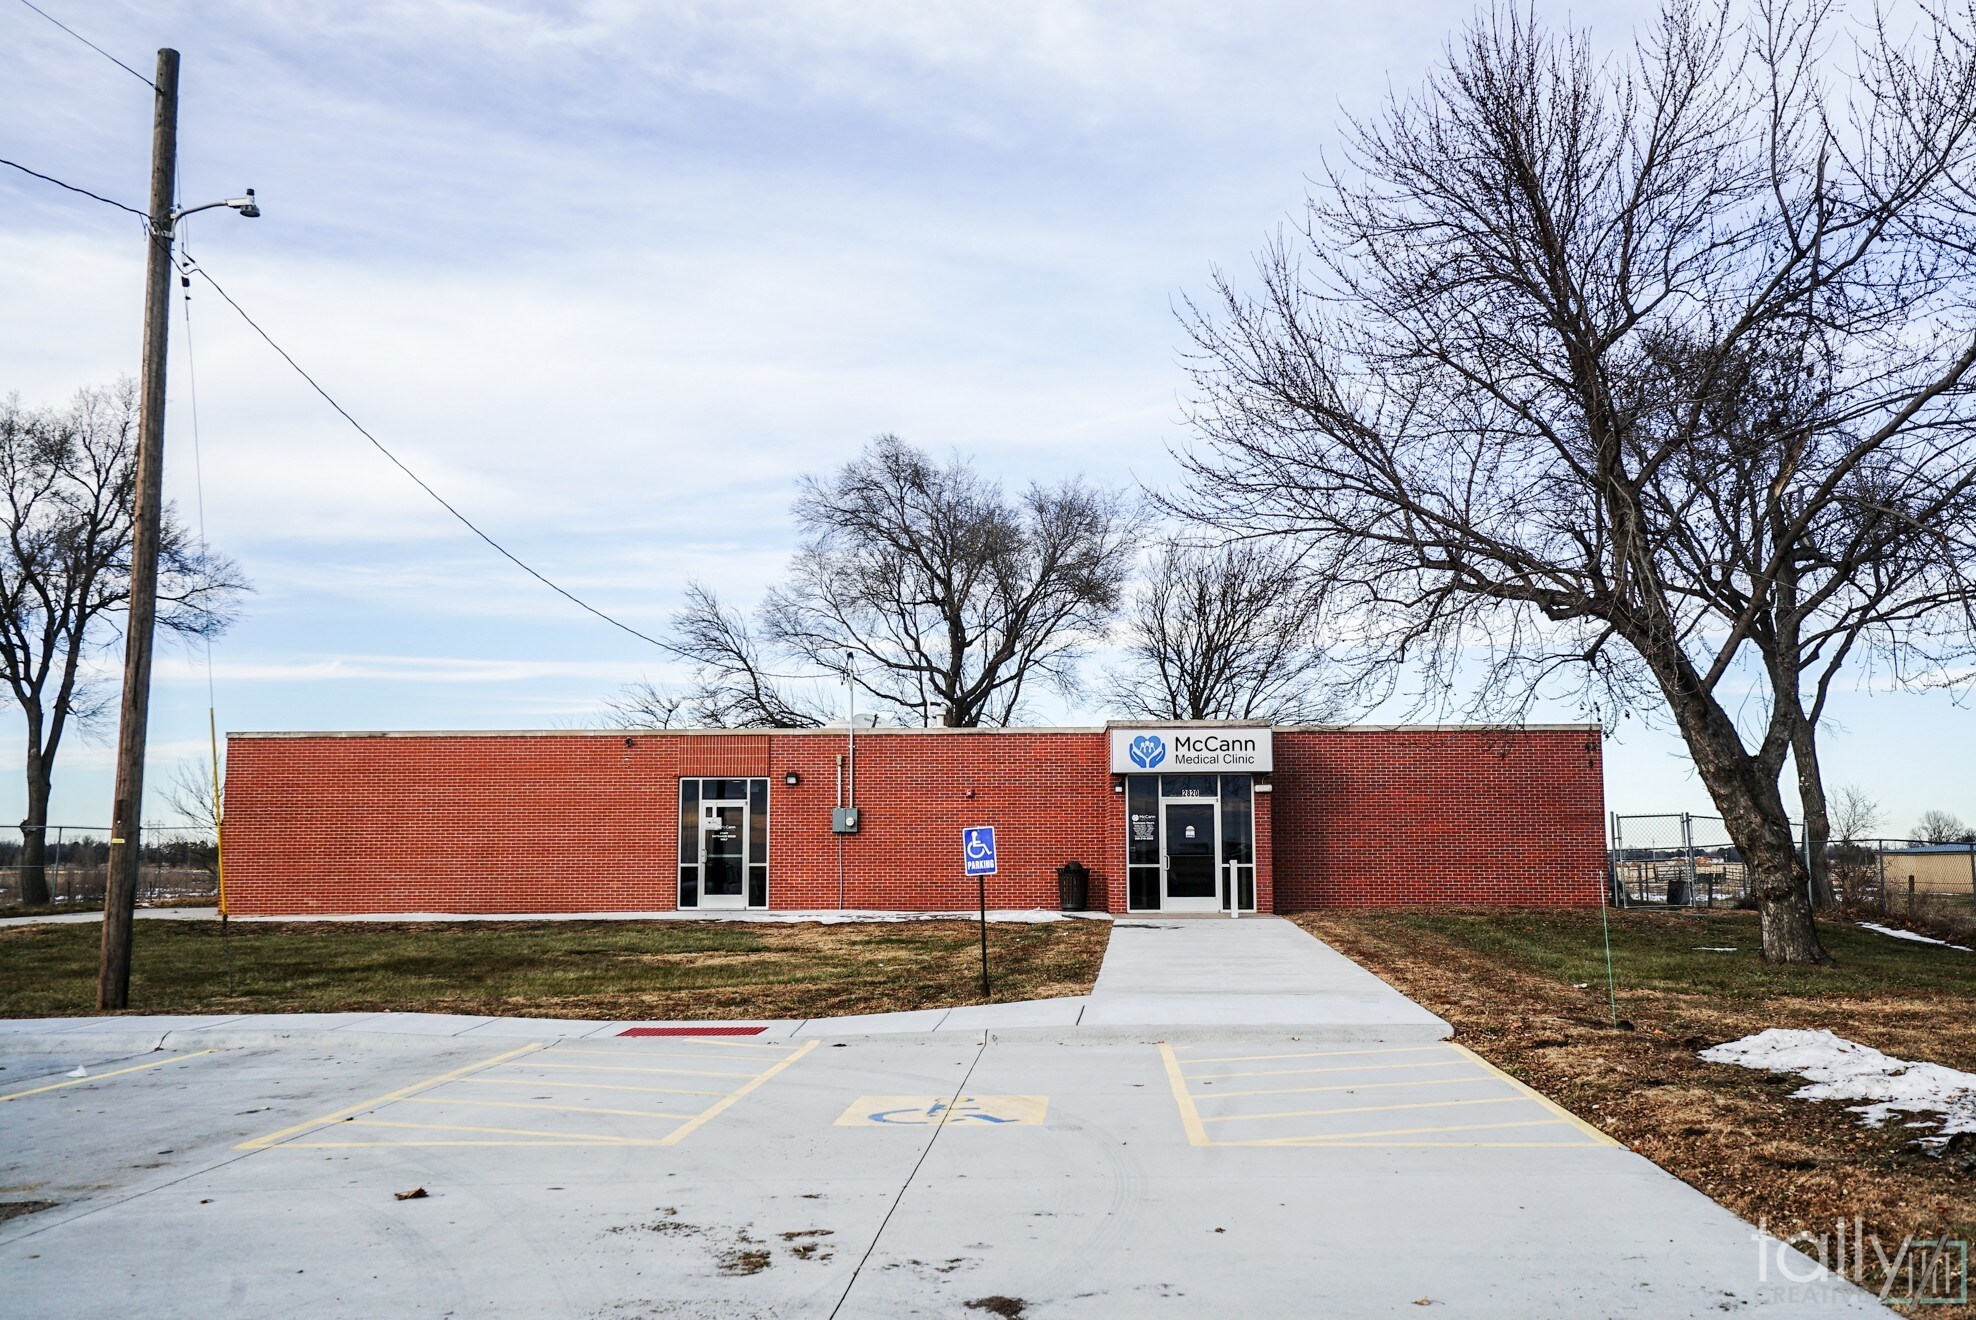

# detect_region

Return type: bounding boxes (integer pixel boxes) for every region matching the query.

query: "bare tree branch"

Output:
[0,381,249,905]
[1174,0,1976,963]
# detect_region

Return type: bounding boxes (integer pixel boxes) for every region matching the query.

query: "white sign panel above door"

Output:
[1108,727,1272,773]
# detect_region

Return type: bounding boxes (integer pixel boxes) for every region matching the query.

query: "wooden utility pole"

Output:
[97,48,180,1010]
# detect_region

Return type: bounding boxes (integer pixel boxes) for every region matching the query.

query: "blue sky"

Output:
[1,0,1968,839]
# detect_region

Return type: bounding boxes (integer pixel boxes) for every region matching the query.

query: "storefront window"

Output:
[1126,775,1160,910]
[748,778,769,907]
[1221,775,1255,911]
[677,778,700,907]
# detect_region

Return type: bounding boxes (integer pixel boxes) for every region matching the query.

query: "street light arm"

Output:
[171,188,259,225]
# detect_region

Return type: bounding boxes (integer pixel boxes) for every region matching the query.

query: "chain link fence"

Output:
[0,824,220,910]
[1609,813,1976,914]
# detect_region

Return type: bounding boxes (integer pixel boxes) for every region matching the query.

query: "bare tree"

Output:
[1174,2,1976,962]
[161,759,223,883]
[657,583,833,728]
[1830,785,1882,843]
[601,679,692,730]
[674,437,1132,727]
[1107,538,1336,721]
[603,584,835,729]
[0,383,247,906]
[1914,810,1973,844]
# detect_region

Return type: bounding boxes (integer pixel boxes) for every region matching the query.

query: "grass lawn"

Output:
[1295,908,1976,1311]
[0,917,1111,1020]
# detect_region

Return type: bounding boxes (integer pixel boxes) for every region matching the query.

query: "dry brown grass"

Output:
[0,917,1112,1020]
[1295,908,1976,1314]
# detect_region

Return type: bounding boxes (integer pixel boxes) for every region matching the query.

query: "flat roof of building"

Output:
[231,721,1601,739]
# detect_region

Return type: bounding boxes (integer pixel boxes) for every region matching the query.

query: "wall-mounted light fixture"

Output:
[624,737,635,749]
[783,771,801,787]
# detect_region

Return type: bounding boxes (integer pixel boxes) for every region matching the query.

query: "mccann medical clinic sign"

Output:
[1107,727,1274,773]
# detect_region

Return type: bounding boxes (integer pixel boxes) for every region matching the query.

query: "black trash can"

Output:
[1056,861,1090,912]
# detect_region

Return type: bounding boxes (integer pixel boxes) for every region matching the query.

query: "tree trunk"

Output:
[1790,722,1836,909]
[1661,673,1831,964]
[17,764,51,908]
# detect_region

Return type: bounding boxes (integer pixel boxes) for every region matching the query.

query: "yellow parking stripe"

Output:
[1447,1043,1621,1147]
[1190,1059,1475,1083]
[279,1139,649,1148]
[658,1040,818,1147]
[400,1095,694,1121]
[236,1043,543,1149]
[1199,1075,1496,1100]
[548,1042,799,1057]
[1241,1118,1571,1145]
[1185,1059,1470,1090]
[1158,1044,1212,1147]
[504,1061,761,1079]
[1182,1045,1455,1066]
[454,1076,728,1098]
[1200,1095,1525,1124]
[239,1035,818,1154]
[0,1049,215,1102]
[348,1118,664,1144]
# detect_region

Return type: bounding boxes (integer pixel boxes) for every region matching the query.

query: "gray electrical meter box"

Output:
[832,807,861,834]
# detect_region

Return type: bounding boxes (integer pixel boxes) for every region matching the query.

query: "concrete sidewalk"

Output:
[1083,915,1450,1038]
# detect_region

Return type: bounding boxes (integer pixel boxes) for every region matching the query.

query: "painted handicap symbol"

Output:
[966,832,993,860]
[837,1095,1049,1127]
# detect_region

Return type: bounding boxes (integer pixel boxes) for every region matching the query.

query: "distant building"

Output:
[1876,843,1976,898]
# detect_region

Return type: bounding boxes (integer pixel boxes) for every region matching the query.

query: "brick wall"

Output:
[222,724,1604,915]
[1270,727,1606,907]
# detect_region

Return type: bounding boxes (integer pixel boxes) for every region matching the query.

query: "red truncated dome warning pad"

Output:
[618,1026,769,1037]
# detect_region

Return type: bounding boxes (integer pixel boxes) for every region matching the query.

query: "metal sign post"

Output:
[963,827,996,1000]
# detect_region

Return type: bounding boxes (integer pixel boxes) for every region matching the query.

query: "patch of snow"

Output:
[1857,922,1970,951]
[1700,1028,1976,1154]
[1693,947,1739,952]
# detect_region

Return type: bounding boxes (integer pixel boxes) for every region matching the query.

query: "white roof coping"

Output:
[230,721,1600,739]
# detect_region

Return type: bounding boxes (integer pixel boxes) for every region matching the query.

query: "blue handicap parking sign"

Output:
[963,826,997,876]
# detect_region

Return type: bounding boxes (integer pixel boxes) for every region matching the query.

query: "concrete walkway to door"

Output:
[1080,914,1452,1040]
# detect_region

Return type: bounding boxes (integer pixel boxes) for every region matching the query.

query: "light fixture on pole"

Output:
[98,49,264,1012]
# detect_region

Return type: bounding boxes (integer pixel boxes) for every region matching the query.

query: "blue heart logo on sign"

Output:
[1128,735,1167,769]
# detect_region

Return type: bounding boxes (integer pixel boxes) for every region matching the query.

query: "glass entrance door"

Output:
[699,800,747,910]
[1161,800,1220,913]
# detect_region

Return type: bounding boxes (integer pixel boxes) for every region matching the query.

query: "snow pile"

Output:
[1858,922,1970,951]
[1700,1028,1976,1154]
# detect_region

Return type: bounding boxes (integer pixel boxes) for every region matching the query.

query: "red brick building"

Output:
[221,722,1606,915]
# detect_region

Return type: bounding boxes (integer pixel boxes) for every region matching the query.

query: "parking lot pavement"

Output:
[0,1029,1884,1317]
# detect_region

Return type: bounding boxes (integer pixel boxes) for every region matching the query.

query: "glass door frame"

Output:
[678,777,770,910]
[697,795,749,910]
[1123,773,1257,913]
[1160,794,1222,913]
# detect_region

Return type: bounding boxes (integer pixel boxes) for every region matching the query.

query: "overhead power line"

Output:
[0,156,150,222]
[13,0,158,89]
[182,261,670,652]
